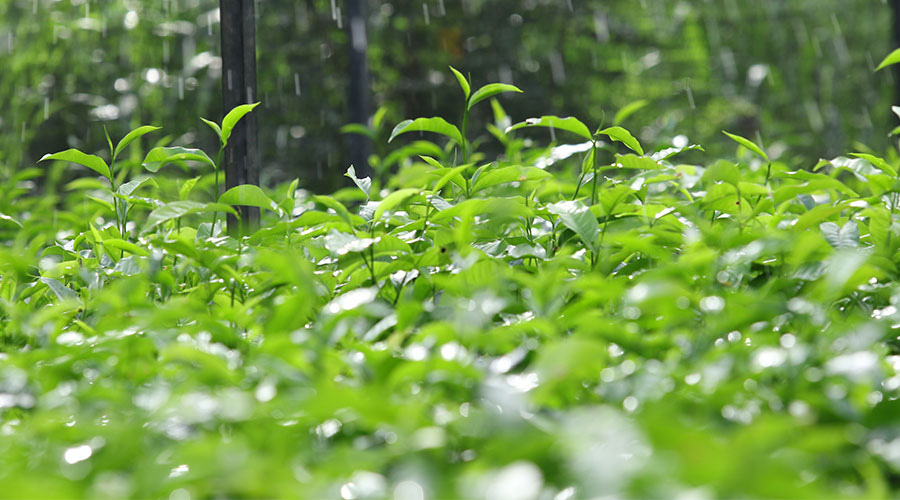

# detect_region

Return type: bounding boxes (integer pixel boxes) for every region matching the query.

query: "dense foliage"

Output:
[5,66,900,497]
[1,0,893,188]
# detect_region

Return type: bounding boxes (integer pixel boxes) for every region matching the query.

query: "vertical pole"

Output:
[346,0,373,178]
[220,0,260,235]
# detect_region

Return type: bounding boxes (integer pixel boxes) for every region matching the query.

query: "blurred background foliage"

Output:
[0,0,895,192]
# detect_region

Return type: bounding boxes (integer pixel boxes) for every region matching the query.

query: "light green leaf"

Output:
[468,83,522,110]
[221,102,260,146]
[114,125,161,159]
[820,221,859,249]
[389,117,463,144]
[143,201,238,233]
[850,153,897,177]
[101,238,150,257]
[117,177,159,197]
[430,164,470,192]
[449,66,470,101]
[616,154,661,170]
[40,149,110,180]
[373,188,420,221]
[702,161,741,186]
[876,48,900,71]
[179,176,201,201]
[722,131,769,162]
[472,166,551,192]
[340,123,376,139]
[40,277,78,302]
[86,195,115,213]
[547,200,599,254]
[613,99,648,125]
[598,126,644,155]
[142,146,216,172]
[505,116,592,141]
[651,144,705,161]
[201,117,222,142]
[0,211,22,227]
[313,195,354,224]
[345,165,371,200]
[218,184,279,213]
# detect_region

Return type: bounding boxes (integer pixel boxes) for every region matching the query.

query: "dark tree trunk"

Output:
[346,0,373,178]
[220,0,260,235]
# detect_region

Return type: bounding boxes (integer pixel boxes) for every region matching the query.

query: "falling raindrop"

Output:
[566,0,574,12]
[178,77,184,100]
[685,85,695,110]
[330,0,337,20]
[20,123,25,143]
[227,69,233,90]
[423,4,430,25]
[336,7,342,29]
[294,73,301,96]
[438,0,446,16]
[32,0,38,14]
[44,97,49,120]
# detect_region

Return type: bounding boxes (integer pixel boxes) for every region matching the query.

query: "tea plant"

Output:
[5,67,900,499]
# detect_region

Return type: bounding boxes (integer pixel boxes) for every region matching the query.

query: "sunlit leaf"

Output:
[389,117,463,144]
[39,149,110,180]
[218,184,280,213]
[876,47,900,71]
[598,126,644,155]
[221,102,260,146]
[449,66,470,101]
[142,146,215,172]
[113,125,161,159]
[468,83,522,110]
[505,115,593,141]
[722,130,769,162]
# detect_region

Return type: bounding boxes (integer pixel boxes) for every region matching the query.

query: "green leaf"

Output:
[312,195,364,230]
[449,66,470,101]
[373,188,420,221]
[820,221,859,249]
[142,146,216,172]
[547,200,599,254]
[651,144,705,161]
[201,117,222,142]
[116,177,159,197]
[39,277,78,302]
[430,164,470,192]
[113,125,161,159]
[143,201,238,233]
[221,102,260,146]
[345,165,371,200]
[86,195,115,213]
[179,176,201,201]
[702,161,741,186]
[218,184,279,213]
[101,238,150,257]
[340,123,376,139]
[613,99,648,125]
[467,83,522,110]
[598,126,644,155]
[505,116,592,141]
[0,211,22,227]
[389,117,463,144]
[39,149,111,180]
[722,131,769,162]
[850,153,897,177]
[472,166,551,192]
[876,48,900,71]
[616,154,661,170]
